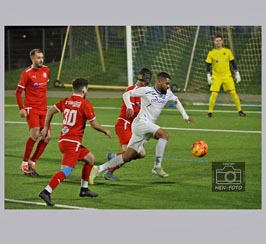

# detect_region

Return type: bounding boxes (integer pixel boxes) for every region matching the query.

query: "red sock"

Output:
[108,151,124,173]
[82,164,93,181]
[48,171,66,190]
[31,139,48,162]
[23,137,36,162]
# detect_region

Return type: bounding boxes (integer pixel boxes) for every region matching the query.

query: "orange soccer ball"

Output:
[191,140,208,157]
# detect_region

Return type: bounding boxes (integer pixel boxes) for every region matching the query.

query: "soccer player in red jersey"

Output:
[103,68,152,181]
[16,49,51,176]
[38,78,111,206]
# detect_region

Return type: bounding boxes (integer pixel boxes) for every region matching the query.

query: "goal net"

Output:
[56,26,261,94]
[131,26,261,94]
[56,26,128,88]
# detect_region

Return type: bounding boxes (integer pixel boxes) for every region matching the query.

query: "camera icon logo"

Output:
[212,162,245,192]
[216,166,242,185]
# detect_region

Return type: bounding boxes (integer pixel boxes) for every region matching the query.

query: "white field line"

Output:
[5,198,97,210]
[4,120,261,134]
[4,104,261,114]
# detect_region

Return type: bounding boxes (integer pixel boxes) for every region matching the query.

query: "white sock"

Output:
[21,161,28,166]
[45,185,53,194]
[154,138,168,169]
[98,155,124,173]
[28,160,36,166]
[81,180,88,188]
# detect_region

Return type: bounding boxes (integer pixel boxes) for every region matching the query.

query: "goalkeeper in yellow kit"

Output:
[205,35,246,117]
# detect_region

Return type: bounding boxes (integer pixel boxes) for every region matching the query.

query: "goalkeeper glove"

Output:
[207,73,212,85]
[235,71,241,83]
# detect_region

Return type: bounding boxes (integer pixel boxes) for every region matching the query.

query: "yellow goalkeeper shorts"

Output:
[210,76,236,92]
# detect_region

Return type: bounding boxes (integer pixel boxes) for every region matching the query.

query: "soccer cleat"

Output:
[207,112,212,118]
[20,161,30,175]
[20,161,39,176]
[89,166,99,185]
[103,171,119,181]
[152,167,169,178]
[39,190,55,206]
[106,153,115,160]
[28,162,39,176]
[79,187,98,197]
[239,111,246,117]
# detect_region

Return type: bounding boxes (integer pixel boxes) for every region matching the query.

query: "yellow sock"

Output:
[229,90,241,111]
[208,92,218,113]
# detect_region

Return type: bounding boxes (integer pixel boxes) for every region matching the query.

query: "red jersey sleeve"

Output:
[17,70,28,89]
[83,100,96,121]
[54,99,64,112]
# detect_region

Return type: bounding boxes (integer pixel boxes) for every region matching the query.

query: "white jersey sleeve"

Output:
[122,86,147,110]
[167,90,189,120]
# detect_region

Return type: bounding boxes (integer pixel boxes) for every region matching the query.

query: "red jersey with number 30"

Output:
[54,95,96,143]
[17,65,50,111]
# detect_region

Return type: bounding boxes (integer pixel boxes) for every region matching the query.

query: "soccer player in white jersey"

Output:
[90,72,194,182]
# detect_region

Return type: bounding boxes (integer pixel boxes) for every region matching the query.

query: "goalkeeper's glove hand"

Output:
[235,71,241,83]
[207,73,212,85]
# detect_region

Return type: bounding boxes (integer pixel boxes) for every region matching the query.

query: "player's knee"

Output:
[229,90,237,96]
[83,152,95,165]
[138,151,146,159]
[155,129,168,140]
[160,131,169,140]
[30,128,40,140]
[60,166,73,178]
[211,91,218,98]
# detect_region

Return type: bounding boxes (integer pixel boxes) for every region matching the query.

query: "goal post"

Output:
[183,26,200,92]
[126,25,133,86]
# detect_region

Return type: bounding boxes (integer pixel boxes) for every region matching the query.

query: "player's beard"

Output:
[161,88,167,94]
[35,62,43,68]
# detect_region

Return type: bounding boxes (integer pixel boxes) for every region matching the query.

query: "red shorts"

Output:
[26,108,47,129]
[115,118,132,146]
[59,140,90,168]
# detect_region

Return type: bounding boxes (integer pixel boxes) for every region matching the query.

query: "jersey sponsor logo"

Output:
[33,82,47,88]
[151,96,167,104]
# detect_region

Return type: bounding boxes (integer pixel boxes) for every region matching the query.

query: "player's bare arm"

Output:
[122,89,138,118]
[89,120,112,138]
[41,106,58,139]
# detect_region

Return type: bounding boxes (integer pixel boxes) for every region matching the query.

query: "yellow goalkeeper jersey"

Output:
[205,47,234,78]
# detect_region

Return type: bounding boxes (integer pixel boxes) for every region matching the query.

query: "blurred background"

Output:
[5,26,261,94]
